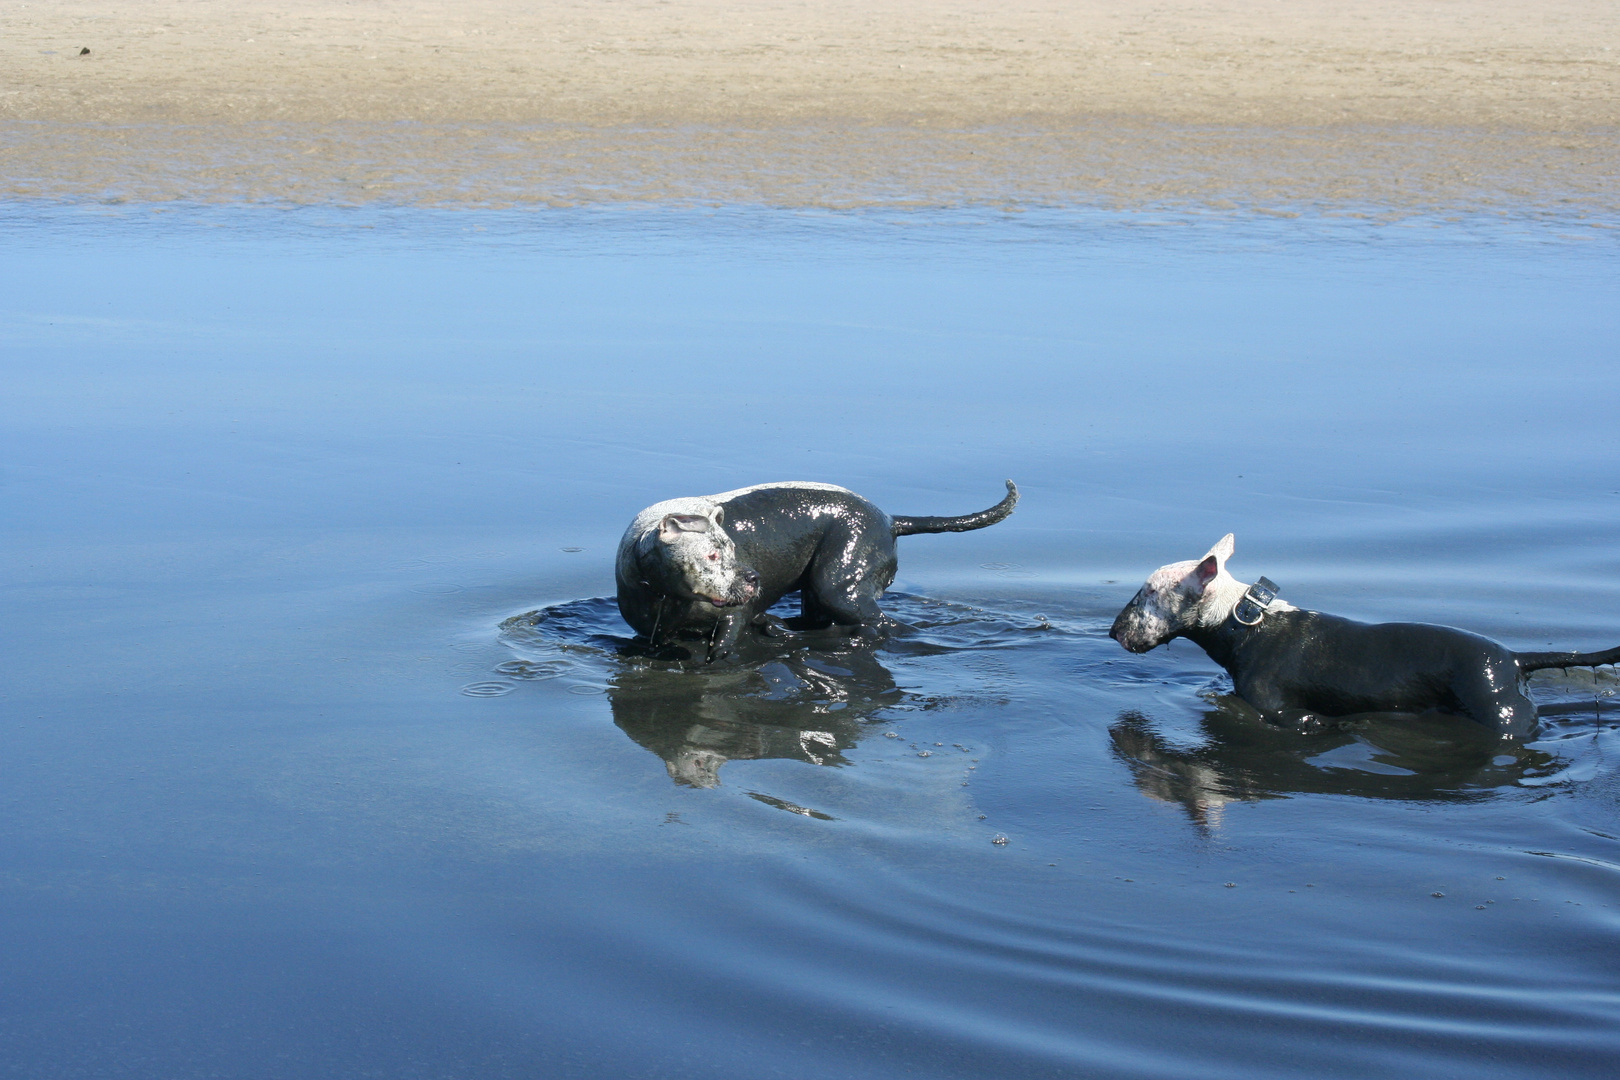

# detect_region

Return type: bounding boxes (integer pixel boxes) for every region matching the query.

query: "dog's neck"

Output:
[1193,571,1251,629]
[1179,571,1297,670]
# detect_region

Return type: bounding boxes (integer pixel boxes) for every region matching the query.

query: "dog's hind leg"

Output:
[799,533,896,638]
[1451,678,1538,739]
[802,576,890,641]
[1272,708,1331,734]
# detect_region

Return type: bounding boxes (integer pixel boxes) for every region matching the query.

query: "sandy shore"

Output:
[3,1,1617,213]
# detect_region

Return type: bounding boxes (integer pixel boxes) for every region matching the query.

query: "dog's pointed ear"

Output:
[1191,555,1220,593]
[711,505,725,527]
[1204,533,1235,566]
[658,513,710,542]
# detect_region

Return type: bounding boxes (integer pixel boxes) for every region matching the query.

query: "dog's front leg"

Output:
[1232,675,1317,730]
[706,611,750,665]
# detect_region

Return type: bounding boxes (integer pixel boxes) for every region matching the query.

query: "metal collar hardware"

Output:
[1232,576,1280,626]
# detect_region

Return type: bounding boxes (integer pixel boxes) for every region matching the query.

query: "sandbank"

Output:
[3,1,1616,214]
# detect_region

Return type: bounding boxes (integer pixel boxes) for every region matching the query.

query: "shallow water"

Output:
[4,207,1620,1078]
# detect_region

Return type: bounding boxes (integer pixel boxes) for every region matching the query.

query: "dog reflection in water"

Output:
[609,648,902,788]
[1109,705,1553,828]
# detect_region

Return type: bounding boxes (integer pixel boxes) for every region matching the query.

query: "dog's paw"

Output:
[751,613,792,639]
[1282,711,1329,735]
[849,622,888,644]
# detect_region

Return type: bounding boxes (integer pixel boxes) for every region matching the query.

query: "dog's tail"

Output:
[1517,645,1620,673]
[892,480,1019,536]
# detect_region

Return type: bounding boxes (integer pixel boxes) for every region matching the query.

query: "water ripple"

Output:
[460,680,516,698]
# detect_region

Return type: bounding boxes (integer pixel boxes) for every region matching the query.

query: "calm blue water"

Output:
[4,205,1620,1078]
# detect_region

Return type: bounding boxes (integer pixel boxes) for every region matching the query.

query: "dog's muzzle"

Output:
[707,567,760,607]
[1109,607,1159,653]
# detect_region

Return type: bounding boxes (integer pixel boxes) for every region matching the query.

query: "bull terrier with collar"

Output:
[616,480,1018,664]
[1109,534,1620,739]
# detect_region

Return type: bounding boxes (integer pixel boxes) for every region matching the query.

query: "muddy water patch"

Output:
[490,593,1062,791]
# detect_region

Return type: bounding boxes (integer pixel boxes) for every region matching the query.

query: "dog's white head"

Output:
[635,502,758,608]
[1109,533,1243,653]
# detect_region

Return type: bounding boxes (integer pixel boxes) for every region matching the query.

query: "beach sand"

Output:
[3,1,1617,213]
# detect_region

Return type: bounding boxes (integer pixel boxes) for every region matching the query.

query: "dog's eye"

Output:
[707,552,719,562]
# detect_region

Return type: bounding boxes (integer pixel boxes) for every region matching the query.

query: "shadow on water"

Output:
[1108,690,1596,826]
[500,593,1054,788]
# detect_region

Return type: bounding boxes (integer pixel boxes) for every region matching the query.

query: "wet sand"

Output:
[5,1,1618,211]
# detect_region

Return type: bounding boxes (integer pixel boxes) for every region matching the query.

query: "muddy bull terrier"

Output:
[1109,534,1620,739]
[616,480,1018,662]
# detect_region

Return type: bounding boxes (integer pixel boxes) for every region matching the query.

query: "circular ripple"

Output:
[495,660,568,681]
[410,582,466,595]
[393,555,457,571]
[566,684,608,696]
[460,681,516,697]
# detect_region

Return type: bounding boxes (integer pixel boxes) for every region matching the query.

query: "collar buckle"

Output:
[1232,576,1279,626]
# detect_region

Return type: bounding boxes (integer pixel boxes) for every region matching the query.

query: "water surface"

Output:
[4,208,1619,1077]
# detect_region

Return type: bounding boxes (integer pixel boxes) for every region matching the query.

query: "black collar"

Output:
[1231,576,1280,626]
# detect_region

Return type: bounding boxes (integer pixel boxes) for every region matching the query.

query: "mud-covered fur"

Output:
[617,480,1017,663]
[1110,533,1620,740]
